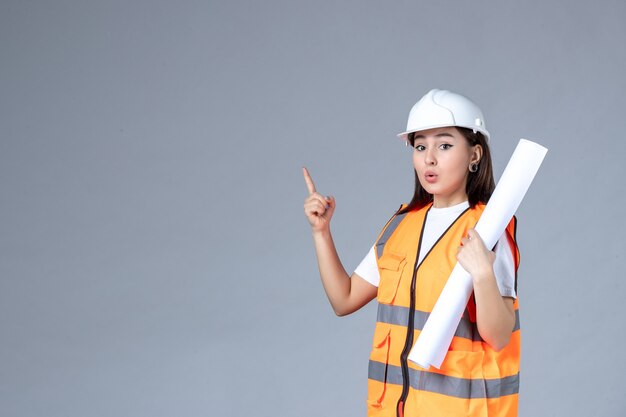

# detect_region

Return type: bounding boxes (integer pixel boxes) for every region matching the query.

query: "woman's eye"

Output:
[439,143,453,150]
[414,144,426,151]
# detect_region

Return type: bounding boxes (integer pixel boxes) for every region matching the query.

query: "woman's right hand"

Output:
[302,167,336,232]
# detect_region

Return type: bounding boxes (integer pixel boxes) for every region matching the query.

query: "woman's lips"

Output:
[424,171,438,184]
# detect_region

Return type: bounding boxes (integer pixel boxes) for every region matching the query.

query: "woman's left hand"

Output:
[456,229,495,280]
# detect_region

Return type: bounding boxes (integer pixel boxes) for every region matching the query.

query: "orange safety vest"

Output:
[367,203,520,417]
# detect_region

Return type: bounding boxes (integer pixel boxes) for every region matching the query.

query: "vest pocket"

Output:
[377,251,407,304]
[367,324,392,410]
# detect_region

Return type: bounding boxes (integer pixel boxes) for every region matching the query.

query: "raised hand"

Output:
[303,167,336,232]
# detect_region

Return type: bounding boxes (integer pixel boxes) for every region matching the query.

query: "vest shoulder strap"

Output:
[374,204,408,260]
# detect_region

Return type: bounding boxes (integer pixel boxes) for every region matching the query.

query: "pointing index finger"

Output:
[302,167,317,194]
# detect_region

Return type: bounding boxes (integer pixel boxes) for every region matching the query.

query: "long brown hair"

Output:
[398,127,495,214]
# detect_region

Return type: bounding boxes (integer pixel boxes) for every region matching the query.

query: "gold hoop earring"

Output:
[469,163,479,173]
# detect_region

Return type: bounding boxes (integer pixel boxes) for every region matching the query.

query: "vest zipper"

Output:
[396,210,429,417]
[395,206,470,417]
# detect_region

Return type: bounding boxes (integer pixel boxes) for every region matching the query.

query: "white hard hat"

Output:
[397,89,490,141]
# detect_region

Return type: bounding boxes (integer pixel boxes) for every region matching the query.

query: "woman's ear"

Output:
[471,144,483,164]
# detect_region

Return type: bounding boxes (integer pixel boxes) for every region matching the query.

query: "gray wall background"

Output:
[2,1,625,416]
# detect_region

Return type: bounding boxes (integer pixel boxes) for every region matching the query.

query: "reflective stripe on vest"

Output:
[376,303,521,342]
[367,203,521,417]
[368,361,520,398]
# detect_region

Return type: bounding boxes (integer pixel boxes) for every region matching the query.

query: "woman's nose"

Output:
[425,149,436,165]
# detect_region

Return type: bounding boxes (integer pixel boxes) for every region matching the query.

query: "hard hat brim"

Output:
[397,124,490,141]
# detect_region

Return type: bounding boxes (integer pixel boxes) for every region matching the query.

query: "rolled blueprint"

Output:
[408,139,548,369]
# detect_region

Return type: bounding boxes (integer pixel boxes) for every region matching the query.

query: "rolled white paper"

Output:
[408,139,548,369]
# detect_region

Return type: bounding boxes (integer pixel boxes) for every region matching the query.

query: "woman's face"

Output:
[411,127,482,208]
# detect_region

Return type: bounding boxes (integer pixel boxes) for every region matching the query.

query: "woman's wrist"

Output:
[312,227,331,240]
[471,264,496,285]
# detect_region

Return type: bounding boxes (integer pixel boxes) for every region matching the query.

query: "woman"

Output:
[303,89,520,417]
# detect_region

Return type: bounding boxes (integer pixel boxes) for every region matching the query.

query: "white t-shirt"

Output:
[354,201,517,298]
